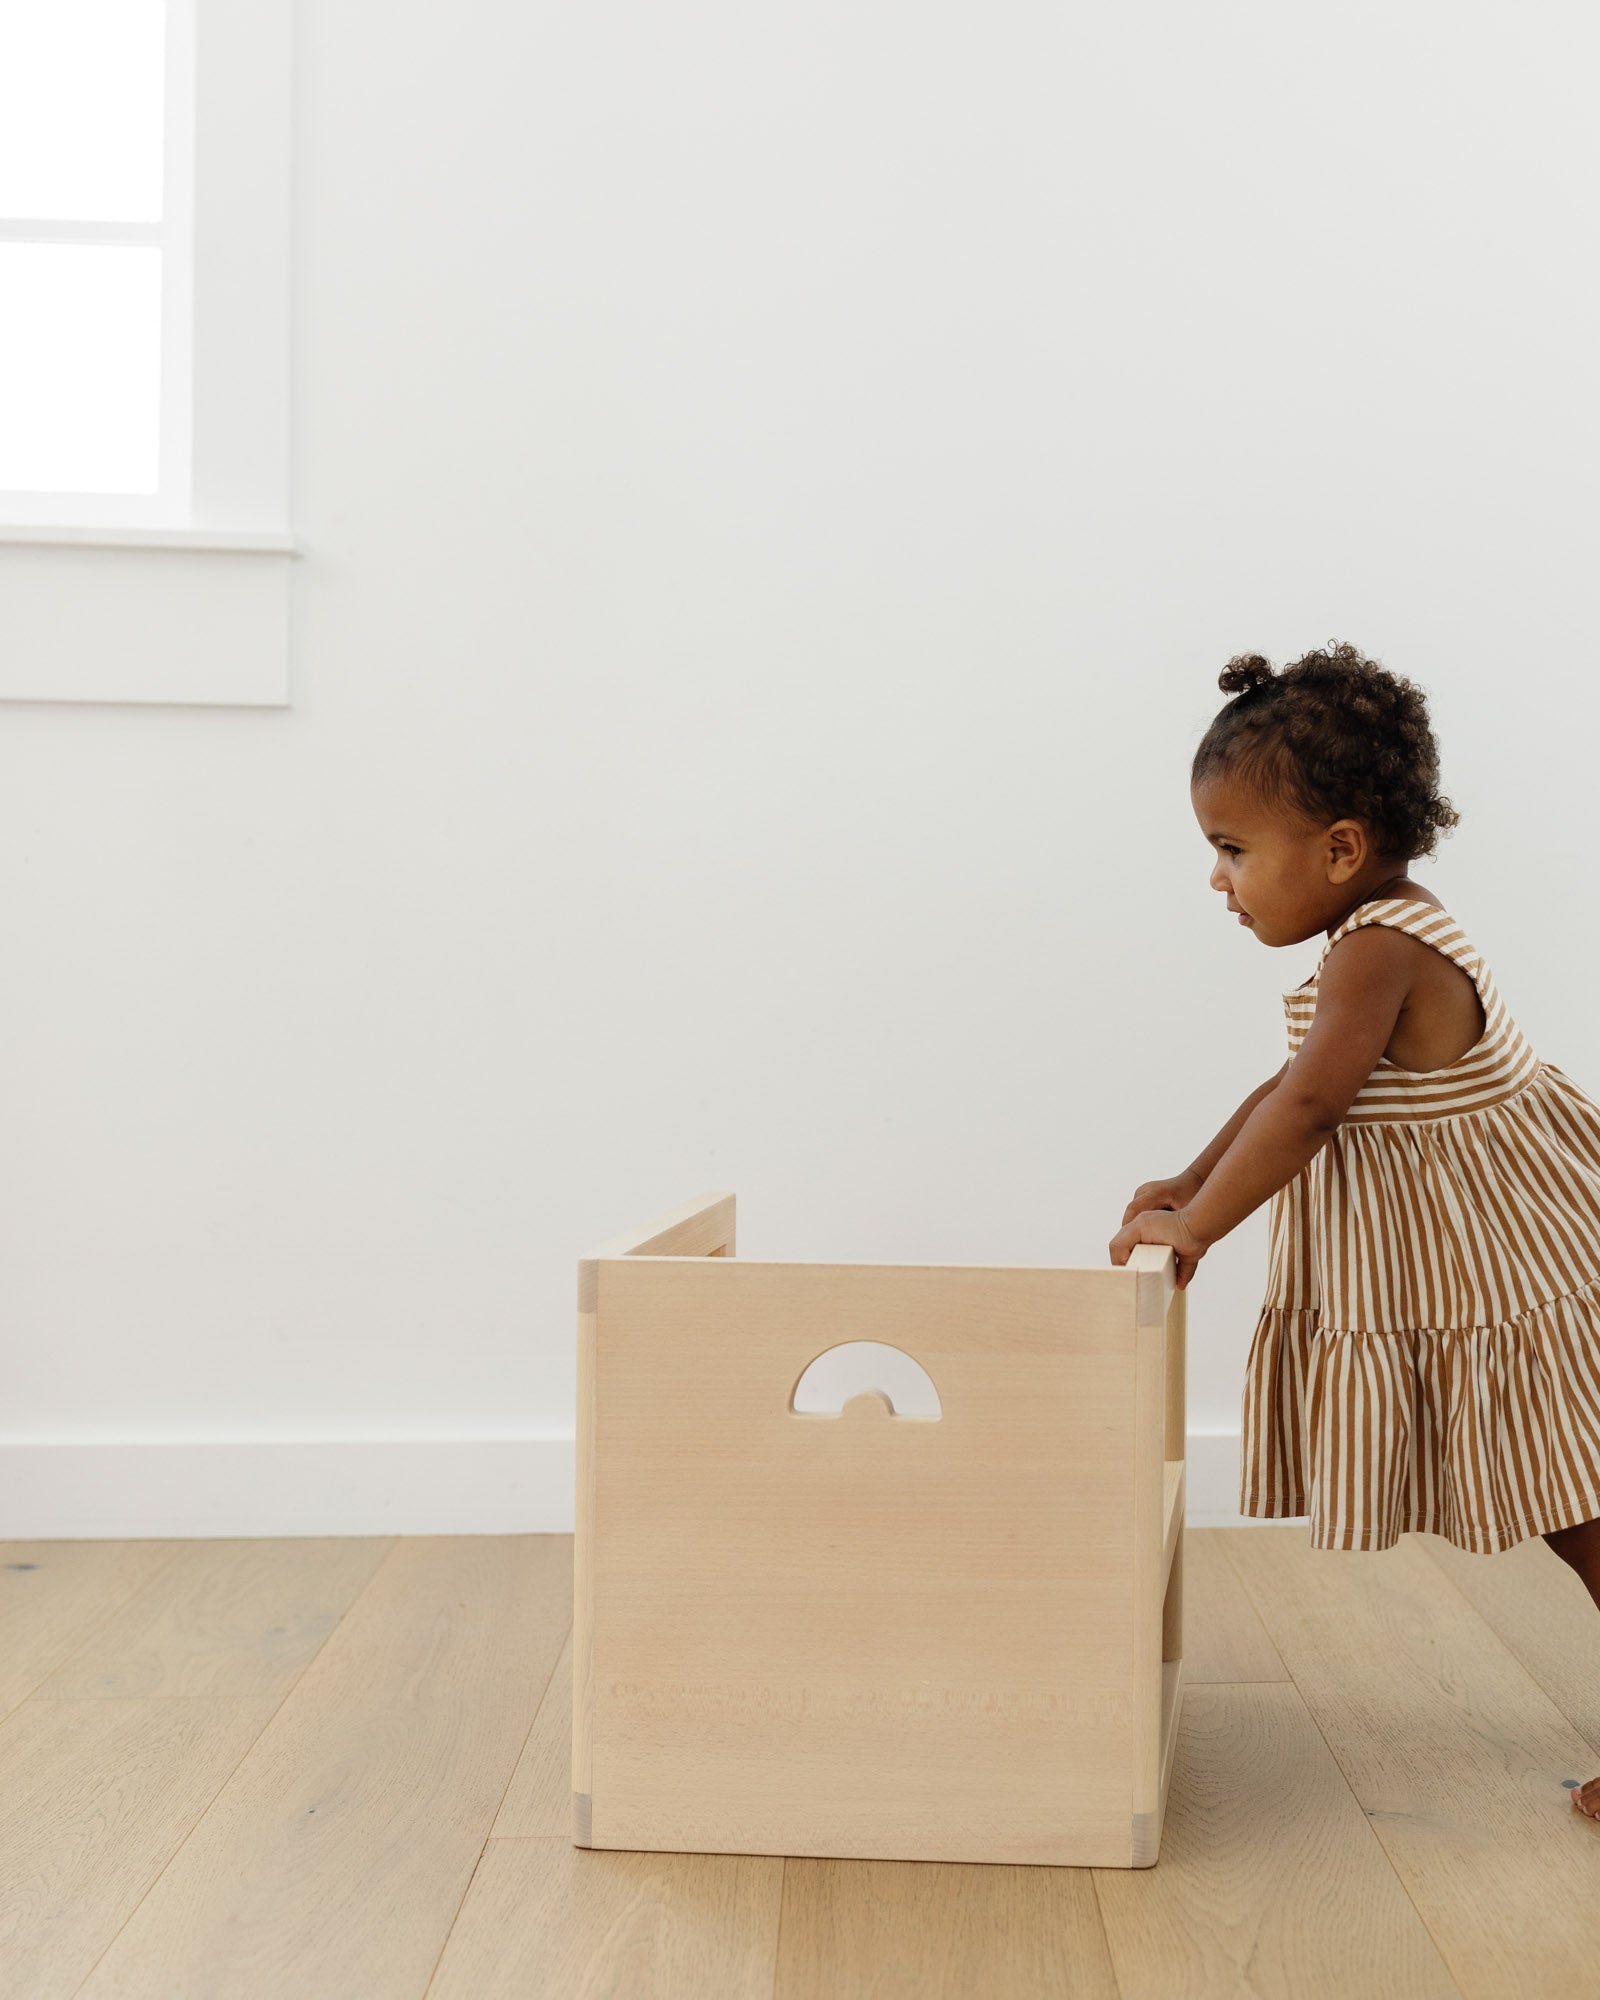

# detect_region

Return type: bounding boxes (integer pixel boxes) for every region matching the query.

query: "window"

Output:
[0,0,295,706]
[0,1,192,521]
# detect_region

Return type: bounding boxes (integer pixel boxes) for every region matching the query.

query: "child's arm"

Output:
[1184,1056,1296,1176]
[1177,1090,1339,1251]
[1121,1060,1290,1224]
[1180,926,1421,1249]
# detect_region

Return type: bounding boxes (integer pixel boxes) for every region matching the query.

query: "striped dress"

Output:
[1239,895,1600,1554]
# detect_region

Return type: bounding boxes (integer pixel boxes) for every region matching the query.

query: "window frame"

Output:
[0,0,296,706]
[0,0,196,526]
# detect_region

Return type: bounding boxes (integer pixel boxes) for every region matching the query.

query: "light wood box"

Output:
[572,1191,1185,1867]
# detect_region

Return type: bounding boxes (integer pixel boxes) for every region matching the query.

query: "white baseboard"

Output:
[0,1430,1287,1539]
[0,1438,578,1539]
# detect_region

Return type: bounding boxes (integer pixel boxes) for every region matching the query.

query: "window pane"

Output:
[0,244,161,491]
[0,1,166,222]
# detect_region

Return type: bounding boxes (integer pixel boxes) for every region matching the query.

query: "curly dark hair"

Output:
[1190,640,1460,862]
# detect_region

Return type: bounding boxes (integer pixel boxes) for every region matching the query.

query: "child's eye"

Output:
[1219,844,1240,857]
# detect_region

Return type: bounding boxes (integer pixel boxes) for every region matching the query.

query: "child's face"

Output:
[1191,772,1366,948]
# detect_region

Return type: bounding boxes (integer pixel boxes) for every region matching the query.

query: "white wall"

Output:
[3,0,1596,1533]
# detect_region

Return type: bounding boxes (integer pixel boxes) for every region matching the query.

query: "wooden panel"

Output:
[589,1254,1149,1864]
[1130,1253,1171,1856]
[577,1189,737,1310]
[1161,1461,1184,1594]
[1161,1514,1183,1667]
[572,1298,597,1834]
[1158,1660,1182,1802]
[1159,1283,1187,1689]
[1163,1283,1187,1460]
[575,1192,736,1839]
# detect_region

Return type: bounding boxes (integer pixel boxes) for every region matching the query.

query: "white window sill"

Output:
[0,525,298,554]
[0,532,296,706]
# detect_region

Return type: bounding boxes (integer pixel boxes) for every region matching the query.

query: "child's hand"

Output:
[1121,1170,1203,1227]
[1109,1207,1210,1290]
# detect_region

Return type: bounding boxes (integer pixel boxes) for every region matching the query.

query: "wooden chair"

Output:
[572,1191,1185,1867]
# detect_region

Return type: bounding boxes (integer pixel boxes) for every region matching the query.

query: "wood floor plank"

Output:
[1093,1683,1459,1998]
[0,1541,185,1718]
[1183,1530,1290,1685]
[1222,1526,1600,1997]
[38,1537,398,1699]
[0,1694,281,2000]
[772,1852,1117,1999]
[73,1536,572,2000]
[1418,1534,1600,1762]
[427,1836,783,2000]
[1,1538,397,1999]
[492,1625,572,1839]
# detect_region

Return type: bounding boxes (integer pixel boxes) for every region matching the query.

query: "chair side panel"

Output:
[571,1292,597,1843]
[589,1258,1141,1864]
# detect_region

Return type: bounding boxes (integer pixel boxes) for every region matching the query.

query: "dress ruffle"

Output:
[1240,1277,1600,1553]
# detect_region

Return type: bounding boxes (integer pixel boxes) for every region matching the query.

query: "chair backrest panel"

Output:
[584,1253,1150,1861]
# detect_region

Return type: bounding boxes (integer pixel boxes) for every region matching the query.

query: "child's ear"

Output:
[1323,816,1368,883]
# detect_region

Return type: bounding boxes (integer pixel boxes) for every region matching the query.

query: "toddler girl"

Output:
[1109,640,1600,1823]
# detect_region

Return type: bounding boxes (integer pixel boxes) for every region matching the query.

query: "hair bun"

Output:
[1218,652,1276,697]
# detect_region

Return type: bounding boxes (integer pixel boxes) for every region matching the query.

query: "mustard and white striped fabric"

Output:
[1239,896,1600,1553]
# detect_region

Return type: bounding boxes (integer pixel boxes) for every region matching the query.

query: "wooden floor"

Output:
[4,1526,1600,1998]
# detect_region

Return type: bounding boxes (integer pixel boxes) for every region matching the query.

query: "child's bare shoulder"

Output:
[1321,892,1485,1070]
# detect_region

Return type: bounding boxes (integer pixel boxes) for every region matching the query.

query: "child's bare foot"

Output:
[1568,1777,1600,1820]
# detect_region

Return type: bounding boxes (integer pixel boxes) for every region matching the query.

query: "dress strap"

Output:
[1315,897,1480,990]
[1297,895,1536,1112]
